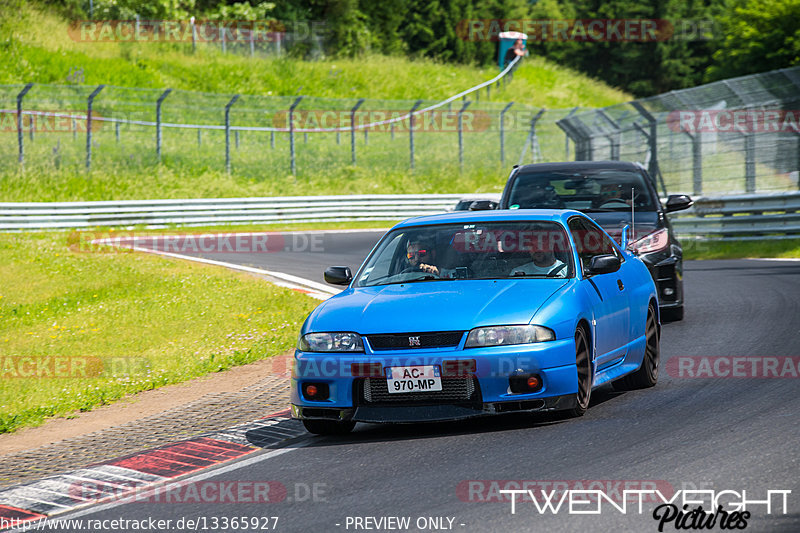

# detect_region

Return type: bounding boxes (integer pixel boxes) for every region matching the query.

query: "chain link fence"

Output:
[2,65,799,196]
[557,66,800,196]
[0,67,576,181]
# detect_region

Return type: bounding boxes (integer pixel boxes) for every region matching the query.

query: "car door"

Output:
[568,216,630,368]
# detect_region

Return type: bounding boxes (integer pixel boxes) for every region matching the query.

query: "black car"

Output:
[453,198,499,211]
[497,161,692,321]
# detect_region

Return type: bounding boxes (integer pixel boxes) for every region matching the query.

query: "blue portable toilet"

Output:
[498,31,527,68]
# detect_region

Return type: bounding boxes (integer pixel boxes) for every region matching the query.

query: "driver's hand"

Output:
[419,263,440,276]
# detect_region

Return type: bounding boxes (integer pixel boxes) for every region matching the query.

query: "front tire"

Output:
[614,303,660,390]
[563,326,592,418]
[302,419,355,435]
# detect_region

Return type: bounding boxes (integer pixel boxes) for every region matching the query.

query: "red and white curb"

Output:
[0,411,305,529]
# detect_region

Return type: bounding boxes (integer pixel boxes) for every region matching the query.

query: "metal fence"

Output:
[2,65,799,197]
[557,66,800,196]
[1,57,571,181]
[3,193,799,240]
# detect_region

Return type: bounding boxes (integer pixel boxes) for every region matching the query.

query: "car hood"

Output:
[306,279,570,334]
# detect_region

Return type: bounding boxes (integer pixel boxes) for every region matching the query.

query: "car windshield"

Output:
[506,169,657,212]
[355,221,574,287]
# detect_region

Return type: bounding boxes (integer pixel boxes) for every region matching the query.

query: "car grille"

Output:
[367,331,464,350]
[358,377,478,404]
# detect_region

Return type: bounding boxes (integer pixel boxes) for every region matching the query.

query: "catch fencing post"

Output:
[190,17,197,53]
[564,107,579,159]
[743,129,756,193]
[289,96,303,175]
[529,109,545,163]
[156,88,172,163]
[350,98,364,165]
[224,94,240,174]
[16,83,33,165]
[250,26,255,56]
[86,84,105,171]
[409,100,422,169]
[271,130,275,149]
[596,110,621,160]
[198,129,202,146]
[115,122,120,143]
[458,101,471,170]
[28,114,34,143]
[676,124,703,196]
[73,119,77,140]
[499,102,514,164]
[631,101,667,195]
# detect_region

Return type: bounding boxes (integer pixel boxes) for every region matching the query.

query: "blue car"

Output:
[291,210,660,435]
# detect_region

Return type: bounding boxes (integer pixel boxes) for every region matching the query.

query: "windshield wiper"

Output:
[381,275,439,286]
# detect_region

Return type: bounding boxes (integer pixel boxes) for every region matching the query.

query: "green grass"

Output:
[0,231,319,434]
[683,238,800,260]
[0,1,636,203]
[0,3,629,106]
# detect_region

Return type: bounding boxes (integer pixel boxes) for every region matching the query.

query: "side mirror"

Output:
[586,254,621,276]
[324,266,352,286]
[665,194,693,213]
[468,200,498,211]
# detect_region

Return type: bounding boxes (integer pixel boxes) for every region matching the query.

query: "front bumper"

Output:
[640,251,683,308]
[290,338,580,423]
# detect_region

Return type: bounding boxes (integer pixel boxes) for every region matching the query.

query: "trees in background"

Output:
[48,0,800,96]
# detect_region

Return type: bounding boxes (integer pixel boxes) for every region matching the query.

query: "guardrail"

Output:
[671,192,800,238]
[0,194,499,230]
[2,193,799,239]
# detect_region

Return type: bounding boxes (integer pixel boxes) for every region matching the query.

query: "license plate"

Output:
[386,365,442,394]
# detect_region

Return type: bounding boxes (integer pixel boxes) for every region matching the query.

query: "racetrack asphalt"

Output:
[12,231,800,532]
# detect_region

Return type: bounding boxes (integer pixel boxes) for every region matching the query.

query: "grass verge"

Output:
[0,231,319,434]
[683,238,800,260]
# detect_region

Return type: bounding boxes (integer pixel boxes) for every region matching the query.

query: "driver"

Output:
[512,249,566,277]
[406,239,440,276]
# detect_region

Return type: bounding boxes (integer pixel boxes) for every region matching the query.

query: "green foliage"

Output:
[526,0,718,97]
[705,0,800,81]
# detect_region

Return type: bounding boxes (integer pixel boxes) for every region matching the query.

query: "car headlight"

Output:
[631,228,669,254]
[465,325,555,348]
[298,332,364,352]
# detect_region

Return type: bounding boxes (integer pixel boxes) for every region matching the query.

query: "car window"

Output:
[569,217,621,274]
[355,221,574,287]
[507,169,656,212]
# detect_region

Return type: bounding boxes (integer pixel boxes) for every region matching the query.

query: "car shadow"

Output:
[300,386,626,447]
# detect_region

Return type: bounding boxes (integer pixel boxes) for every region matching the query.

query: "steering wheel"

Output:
[598,198,631,208]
